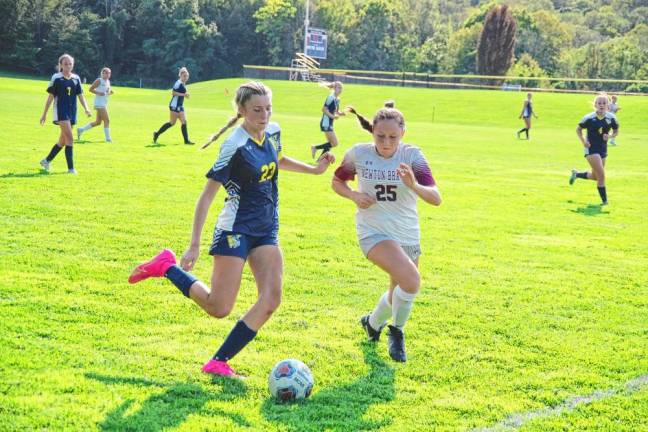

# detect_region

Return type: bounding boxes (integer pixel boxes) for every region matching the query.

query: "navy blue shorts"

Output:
[584,146,607,159]
[209,229,278,259]
[53,111,77,126]
[320,116,334,132]
[169,105,185,113]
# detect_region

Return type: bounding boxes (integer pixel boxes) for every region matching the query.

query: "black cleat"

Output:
[360,315,382,342]
[387,325,406,362]
[153,131,159,143]
[184,141,195,145]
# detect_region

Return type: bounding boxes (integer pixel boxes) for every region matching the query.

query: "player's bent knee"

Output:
[400,271,421,294]
[206,303,233,319]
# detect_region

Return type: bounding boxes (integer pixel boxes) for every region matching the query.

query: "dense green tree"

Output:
[477,4,517,77]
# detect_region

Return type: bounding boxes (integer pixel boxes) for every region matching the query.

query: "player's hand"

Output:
[352,191,377,209]
[85,109,92,117]
[314,152,335,173]
[397,163,416,188]
[602,133,609,141]
[39,115,46,126]
[185,93,190,99]
[180,246,200,271]
[583,140,590,148]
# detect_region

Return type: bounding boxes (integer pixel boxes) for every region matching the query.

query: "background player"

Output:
[311,81,345,159]
[77,67,114,142]
[569,93,619,205]
[153,67,194,145]
[517,92,538,140]
[331,105,441,362]
[39,53,91,174]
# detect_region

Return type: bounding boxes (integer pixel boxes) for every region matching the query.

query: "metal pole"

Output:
[303,0,309,54]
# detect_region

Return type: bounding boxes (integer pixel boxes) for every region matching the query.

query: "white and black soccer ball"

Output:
[268,359,314,401]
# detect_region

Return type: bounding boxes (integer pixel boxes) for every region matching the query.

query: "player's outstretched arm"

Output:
[331,175,377,209]
[279,153,335,175]
[181,179,221,271]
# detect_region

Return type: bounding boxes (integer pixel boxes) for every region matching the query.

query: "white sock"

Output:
[369,291,392,331]
[79,124,92,132]
[104,128,111,141]
[392,286,417,329]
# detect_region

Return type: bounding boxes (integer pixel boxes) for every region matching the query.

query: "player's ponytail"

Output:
[347,106,373,134]
[348,101,399,135]
[203,81,272,149]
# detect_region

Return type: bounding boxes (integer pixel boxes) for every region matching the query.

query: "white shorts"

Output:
[359,233,421,262]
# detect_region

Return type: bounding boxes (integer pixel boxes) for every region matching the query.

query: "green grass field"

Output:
[1,73,647,431]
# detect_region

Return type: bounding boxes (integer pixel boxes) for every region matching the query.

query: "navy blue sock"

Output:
[314,142,331,151]
[156,122,172,135]
[213,320,257,361]
[46,144,63,162]
[164,265,198,297]
[576,172,588,179]
[597,186,607,203]
[64,146,74,170]
[525,129,529,139]
[181,123,190,143]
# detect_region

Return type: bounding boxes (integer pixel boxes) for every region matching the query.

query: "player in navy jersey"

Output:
[332,104,442,362]
[39,54,91,174]
[129,81,335,377]
[311,81,346,159]
[517,92,538,140]
[77,67,114,142]
[569,93,619,205]
[152,67,194,145]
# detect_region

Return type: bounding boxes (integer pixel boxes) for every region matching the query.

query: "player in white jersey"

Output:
[77,67,114,142]
[332,105,442,362]
[609,95,620,146]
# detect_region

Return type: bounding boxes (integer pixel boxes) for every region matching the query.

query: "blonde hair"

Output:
[593,92,610,108]
[178,67,189,77]
[320,81,343,91]
[348,101,403,134]
[58,53,74,72]
[202,81,272,149]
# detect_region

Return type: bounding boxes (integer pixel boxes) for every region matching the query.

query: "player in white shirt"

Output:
[77,67,114,142]
[609,95,620,146]
[332,104,442,362]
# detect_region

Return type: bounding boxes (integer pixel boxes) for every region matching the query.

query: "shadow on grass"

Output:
[261,342,395,431]
[0,171,64,179]
[145,142,167,148]
[570,203,607,216]
[86,372,249,431]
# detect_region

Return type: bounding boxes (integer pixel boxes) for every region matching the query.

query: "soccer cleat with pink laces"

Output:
[202,359,239,377]
[128,249,177,284]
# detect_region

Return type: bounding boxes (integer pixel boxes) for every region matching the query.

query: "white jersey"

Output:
[93,78,110,108]
[335,143,436,246]
[609,102,618,114]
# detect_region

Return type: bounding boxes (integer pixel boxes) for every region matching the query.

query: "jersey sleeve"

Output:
[173,81,183,92]
[578,115,591,129]
[206,138,238,183]
[610,114,619,129]
[334,146,357,181]
[75,77,83,95]
[324,95,334,108]
[410,148,436,187]
[267,123,282,160]
[47,74,58,95]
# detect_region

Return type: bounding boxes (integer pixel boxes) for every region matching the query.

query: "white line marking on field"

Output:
[472,374,648,431]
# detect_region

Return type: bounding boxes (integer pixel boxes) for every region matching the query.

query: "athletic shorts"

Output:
[53,109,76,126]
[359,233,421,262]
[584,146,607,159]
[320,116,334,132]
[209,229,278,259]
[169,105,185,113]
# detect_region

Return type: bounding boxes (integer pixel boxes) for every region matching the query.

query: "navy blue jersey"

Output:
[47,73,83,124]
[320,94,339,131]
[523,101,533,117]
[206,123,283,236]
[578,112,619,149]
[169,80,186,110]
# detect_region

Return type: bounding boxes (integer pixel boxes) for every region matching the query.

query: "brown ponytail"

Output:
[346,106,374,134]
[202,113,242,149]
[347,100,399,135]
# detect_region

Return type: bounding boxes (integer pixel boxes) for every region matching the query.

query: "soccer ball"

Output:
[268,359,314,401]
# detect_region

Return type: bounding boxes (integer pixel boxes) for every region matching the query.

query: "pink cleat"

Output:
[128,249,177,284]
[202,359,239,377]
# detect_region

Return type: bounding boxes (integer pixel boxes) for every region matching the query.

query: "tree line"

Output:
[0,0,646,90]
